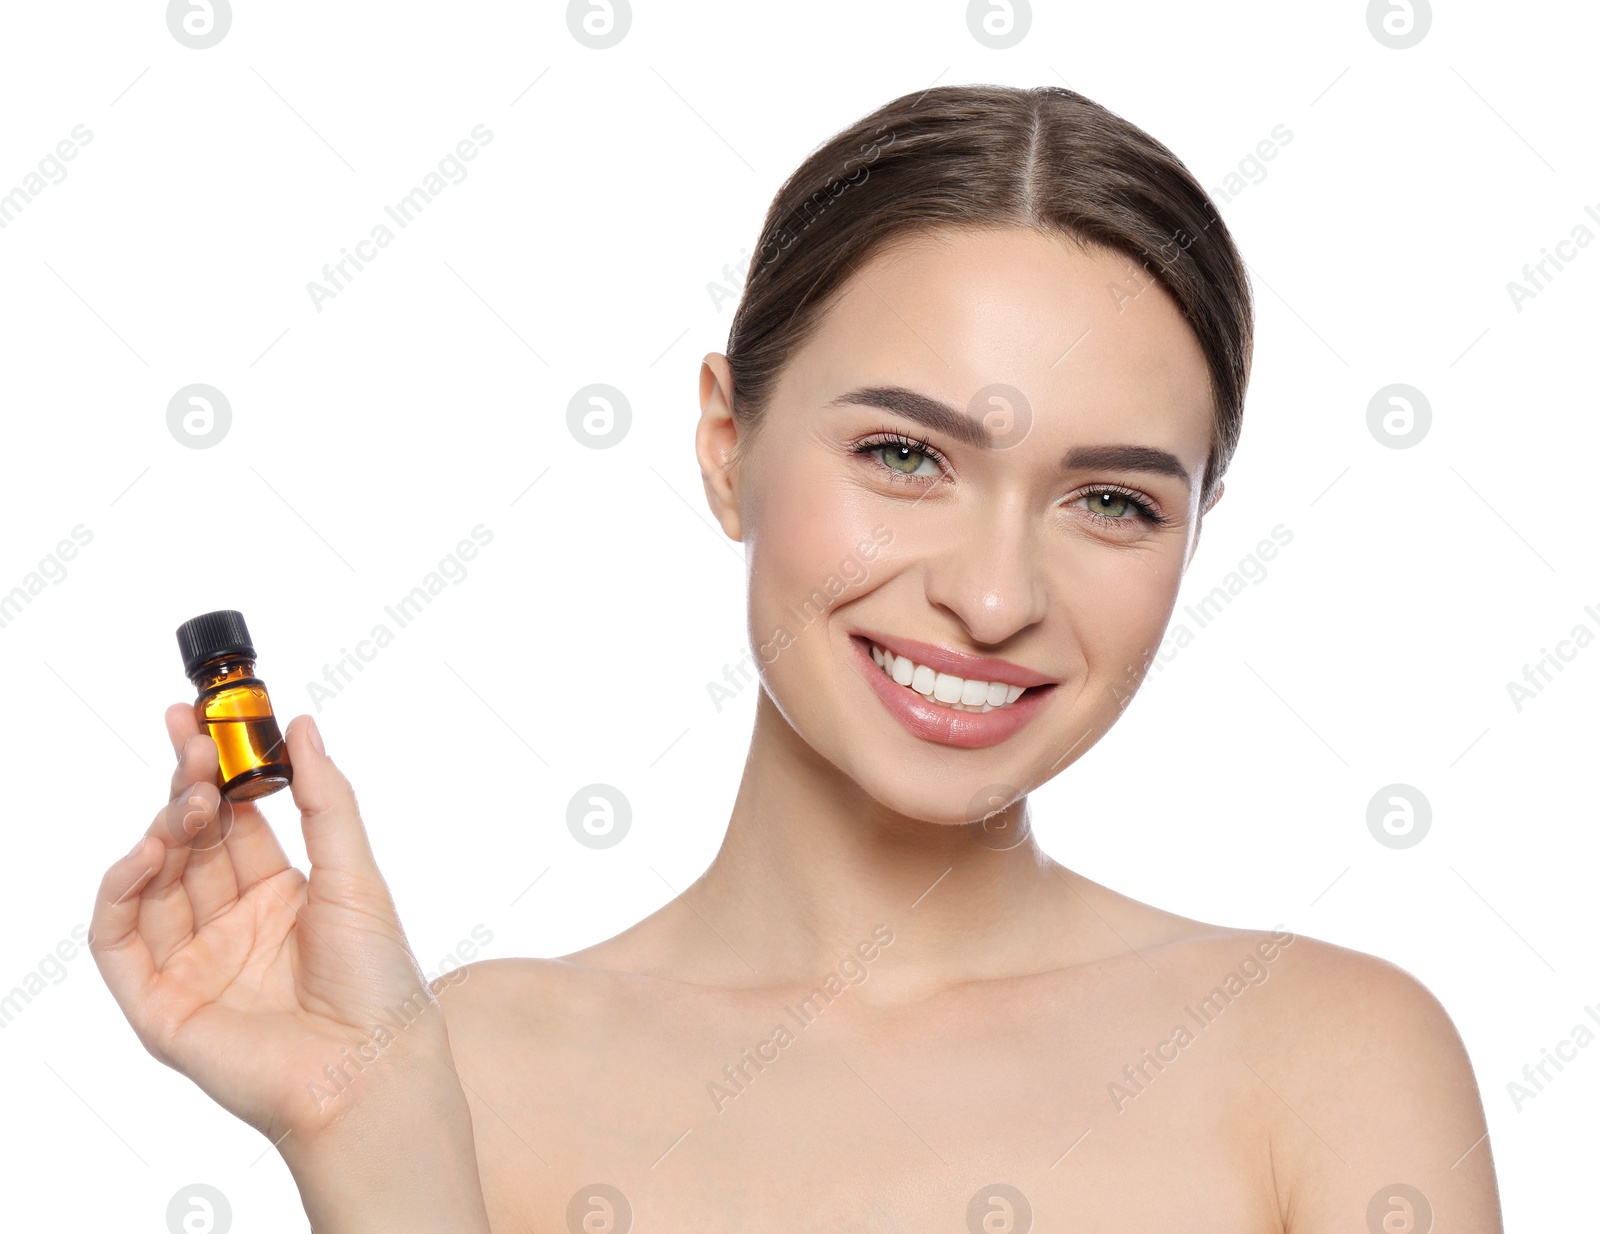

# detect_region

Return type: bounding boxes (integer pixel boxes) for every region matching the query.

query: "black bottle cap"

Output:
[177,609,258,678]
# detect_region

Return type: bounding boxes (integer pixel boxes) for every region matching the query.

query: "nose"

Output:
[921,498,1049,647]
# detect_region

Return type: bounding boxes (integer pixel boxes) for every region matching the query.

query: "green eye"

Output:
[1084,490,1132,518]
[850,433,1167,528]
[1073,486,1165,526]
[880,443,937,475]
[853,433,945,481]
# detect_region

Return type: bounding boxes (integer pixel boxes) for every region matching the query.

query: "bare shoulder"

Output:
[1134,920,1470,1035]
[1240,928,1481,1088]
[1061,890,1504,1233]
[432,952,666,1072]
[432,955,596,1042]
[1209,928,1504,1233]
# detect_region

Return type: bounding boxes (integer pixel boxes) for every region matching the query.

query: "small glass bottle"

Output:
[176,609,293,802]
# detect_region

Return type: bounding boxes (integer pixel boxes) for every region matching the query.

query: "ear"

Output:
[696,353,744,542]
[1185,479,1225,569]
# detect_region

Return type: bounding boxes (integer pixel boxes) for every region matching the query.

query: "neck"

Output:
[670,689,1108,1004]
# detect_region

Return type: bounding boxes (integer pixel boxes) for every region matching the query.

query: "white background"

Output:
[0,0,1593,1229]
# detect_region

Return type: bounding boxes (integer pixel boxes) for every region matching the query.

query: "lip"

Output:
[848,628,1056,688]
[847,634,1058,750]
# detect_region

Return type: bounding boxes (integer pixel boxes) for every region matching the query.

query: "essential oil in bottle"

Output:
[176,609,293,802]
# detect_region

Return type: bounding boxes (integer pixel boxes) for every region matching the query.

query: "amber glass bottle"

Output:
[176,609,293,802]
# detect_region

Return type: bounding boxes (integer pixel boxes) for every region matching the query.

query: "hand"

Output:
[90,705,453,1149]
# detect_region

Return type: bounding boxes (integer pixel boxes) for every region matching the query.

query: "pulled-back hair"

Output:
[725,84,1253,509]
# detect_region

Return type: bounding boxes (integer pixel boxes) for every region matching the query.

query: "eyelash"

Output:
[851,431,1170,528]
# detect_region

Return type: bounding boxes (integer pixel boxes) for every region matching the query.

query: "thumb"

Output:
[283,715,383,889]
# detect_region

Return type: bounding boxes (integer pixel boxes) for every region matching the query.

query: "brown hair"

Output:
[724,84,1253,509]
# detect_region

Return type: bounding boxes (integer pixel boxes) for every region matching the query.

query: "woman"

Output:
[92,85,1503,1232]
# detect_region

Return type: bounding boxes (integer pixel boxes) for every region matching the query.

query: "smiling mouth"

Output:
[863,639,1047,713]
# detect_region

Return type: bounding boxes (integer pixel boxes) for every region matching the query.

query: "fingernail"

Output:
[126,836,147,859]
[306,717,326,756]
[175,735,189,765]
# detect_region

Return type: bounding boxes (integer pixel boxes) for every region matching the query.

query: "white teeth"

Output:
[869,643,1033,713]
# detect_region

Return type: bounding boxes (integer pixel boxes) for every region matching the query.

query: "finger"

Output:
[283,716,389,903]
[165,702,202,801]
[157,704,294,938]
[165,705,271,858]
[138,780,291,970]
[89,836,163,1018]
[138,790,209,970]
[174,782,242,933]
[216,790,294,900]
[165,700,196,755]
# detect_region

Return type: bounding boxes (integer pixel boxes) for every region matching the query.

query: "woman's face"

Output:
[700,224,1218,825]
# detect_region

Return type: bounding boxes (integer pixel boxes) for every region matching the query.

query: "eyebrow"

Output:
[826,385,1193,484]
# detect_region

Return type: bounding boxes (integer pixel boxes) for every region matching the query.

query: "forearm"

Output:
[279,1043,494,1234]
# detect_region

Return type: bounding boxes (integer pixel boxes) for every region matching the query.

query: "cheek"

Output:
[1069,550,1184,679]
[746,468,881,642]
